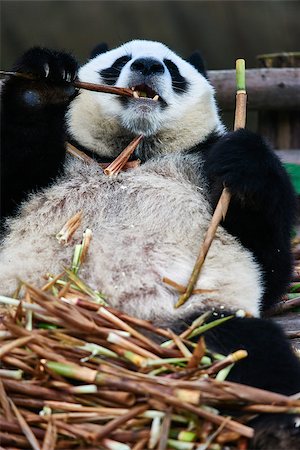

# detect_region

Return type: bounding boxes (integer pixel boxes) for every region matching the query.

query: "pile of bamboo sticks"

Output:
[1,262,300,450]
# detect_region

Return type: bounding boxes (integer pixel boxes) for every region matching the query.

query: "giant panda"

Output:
[1,40,300,448]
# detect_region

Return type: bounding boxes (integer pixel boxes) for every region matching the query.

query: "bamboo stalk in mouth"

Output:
[0,70,134,97]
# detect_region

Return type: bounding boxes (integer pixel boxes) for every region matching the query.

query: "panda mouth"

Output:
[131,84,160,101]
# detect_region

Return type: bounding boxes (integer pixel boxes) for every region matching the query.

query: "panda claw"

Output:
[44,63,50,78]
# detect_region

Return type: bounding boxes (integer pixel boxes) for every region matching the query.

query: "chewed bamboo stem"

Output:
[205,350,248,375]
[175,59,247,308]
[56,211,82,245]
[104,135,144,176]
[66,142,141,172]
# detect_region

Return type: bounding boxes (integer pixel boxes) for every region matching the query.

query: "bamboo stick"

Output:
[2,237,298,449]
[91,404,148,442]
[41,420,57,450]
[9,398,42,450]
[205,350,248,376]
[0,418,45,440]
[0,431,31,447]
[0,335,35,359]
[66,142,141,172]
[104,135,143,176]
[0,70,134,97]
[44,360,254,438]
[175,188,231,307]
[175,59,247,308]
[0,379,14,421]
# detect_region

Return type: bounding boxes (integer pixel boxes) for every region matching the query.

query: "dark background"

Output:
[1,0,300,70]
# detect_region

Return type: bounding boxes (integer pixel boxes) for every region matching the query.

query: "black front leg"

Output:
[203,129,296,310]
[0,47,78,224]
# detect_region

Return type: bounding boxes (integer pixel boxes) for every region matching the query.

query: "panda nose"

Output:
[130,58,165,76]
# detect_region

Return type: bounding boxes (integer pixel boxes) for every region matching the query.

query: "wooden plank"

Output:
[273,313,300,351]
[274,312,300,332]
[208,68,300,111]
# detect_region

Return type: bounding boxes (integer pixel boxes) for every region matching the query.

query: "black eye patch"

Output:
[100,55,132,85]
[163,59,189,94]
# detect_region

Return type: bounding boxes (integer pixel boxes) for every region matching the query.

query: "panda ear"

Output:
[187,51,207,78]
[90,43,109,58]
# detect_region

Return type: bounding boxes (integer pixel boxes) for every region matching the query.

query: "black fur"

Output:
[173,312,300,395]
[90,42,109,59]
[131,57,165,76]
[201,129,296,310]
[0,48,78,225]
[163,59,189,94]
[12,47,78,82]
[207,315,300,394]
[250,414,300,450]
[187,51,208,78]
[172,312,300,449]
[206,315,300,449]
[100,55,132,85]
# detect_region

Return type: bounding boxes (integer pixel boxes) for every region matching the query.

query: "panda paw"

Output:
[250,413,300,450]
[13,47,78,83]
[205,129,276,200]
[3,48,79,107]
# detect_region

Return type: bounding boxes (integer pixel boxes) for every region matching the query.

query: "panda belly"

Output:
[0,155,262,323]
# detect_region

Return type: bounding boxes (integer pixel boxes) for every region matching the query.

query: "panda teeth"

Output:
[132,88,159,101]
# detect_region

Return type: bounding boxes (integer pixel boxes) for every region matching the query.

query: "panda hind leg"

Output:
[201,315,300,395]
[249,413,300,450]
[171,313,300,449]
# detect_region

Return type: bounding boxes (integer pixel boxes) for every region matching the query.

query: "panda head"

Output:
[68,40,224,158]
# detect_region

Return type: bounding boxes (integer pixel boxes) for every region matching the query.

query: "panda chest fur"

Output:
[27,152,261,322]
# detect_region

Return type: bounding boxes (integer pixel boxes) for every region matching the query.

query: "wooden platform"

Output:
[274,312,300,352]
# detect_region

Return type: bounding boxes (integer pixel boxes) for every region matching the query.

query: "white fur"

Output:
[0,155,262,321]
[67,40,224,156]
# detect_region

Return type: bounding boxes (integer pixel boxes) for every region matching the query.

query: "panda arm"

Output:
[202,129,296,310]
[0,47,78,222]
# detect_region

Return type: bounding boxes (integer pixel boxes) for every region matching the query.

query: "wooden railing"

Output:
[207,67,300,163]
